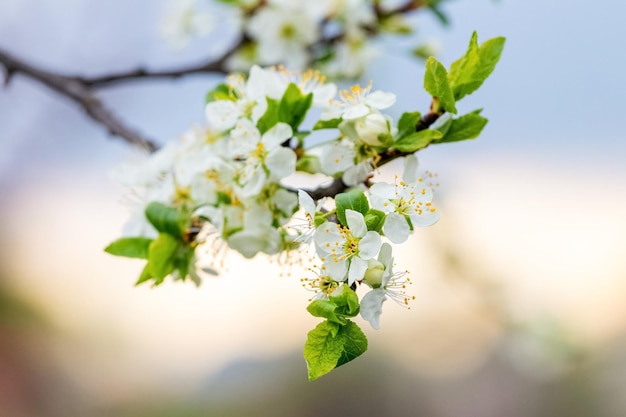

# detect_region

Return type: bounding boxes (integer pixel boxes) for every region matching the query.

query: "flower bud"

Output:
[363,258,385,288]
[355,112,388,146]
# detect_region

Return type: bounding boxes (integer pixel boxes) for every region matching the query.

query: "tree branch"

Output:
[374,0,427,19]
[0,49,159,152]
[80,38,245,88]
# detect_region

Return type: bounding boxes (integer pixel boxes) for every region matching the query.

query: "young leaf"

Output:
[364,209,386,233]
[304,321,344,381]
[205,83,234,103]
[307,299,346,325]
[278,83,313,131]
[256,97,280,134]
[296,154,322,174]
[334,321,368,368]
[328,285,360,318]
[393,129,443,152]
[424,57,457,114]
[434,112,488,143]
[313,118,341,130]
[304,319,368,381]
[396,111,421,139]
[448,32,506,101]
[447,31,480,98]
[135,264,153,286]
[145,202,183,238]
[335,189,370,226]
[147,233,179,284]
[173,245,195,281]
[104,237,153,259]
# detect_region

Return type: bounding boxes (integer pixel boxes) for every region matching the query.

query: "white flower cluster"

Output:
[160,0,420,78]
[113,64,439,329]
[300,152,439,330]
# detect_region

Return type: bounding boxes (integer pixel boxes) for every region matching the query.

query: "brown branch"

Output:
[374,0,427,19]
[80,38,246,88]
[0,49,159,152]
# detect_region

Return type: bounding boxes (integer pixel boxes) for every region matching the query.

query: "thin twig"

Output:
[0,49,159,152]
[80,38,245,88]
[375,0,427,19]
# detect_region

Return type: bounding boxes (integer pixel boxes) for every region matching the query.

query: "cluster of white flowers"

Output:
[110,21,504,378]
[299,151,439,330]
[113,64,439,328]
[160,0,422,78]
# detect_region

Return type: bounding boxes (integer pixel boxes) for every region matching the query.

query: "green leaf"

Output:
[393,129,443,152]
[335,321,368,368]
[146,233,179,284]
[135,264,153,286]
[304,321,344,381]
[329,285,360,317]
[279,83,313,131]
[424,57,457,114]
[145,202,183,238]
[296,154,321,174]
[104,237,153,259]
[434,112,488,143]
[396,112,421,140]
[172,245,195,281]
[304,319,368,381]
[307,299,346,325]
[335,188,370,226]
[364,209,386,233]
[205,83,233,103]
[448,32,506,101]
[313,118,341,130]
[256,97,280,134]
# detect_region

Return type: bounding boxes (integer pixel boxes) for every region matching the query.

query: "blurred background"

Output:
[1,0,626,416]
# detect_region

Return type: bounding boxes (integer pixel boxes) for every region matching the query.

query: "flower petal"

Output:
[402,153,419,184]
[348,256,367,285]
[365,90,396,110]
[262,122,293,150]
[360,289,387,330]
[298,190,315,217]
[312,83,338,107]
[378,242,393,267]
[205,100,240,131]
[358,231,382,259]
[324,258,348,282]
[266,147,296,181]
[369,182,395,212]
[345,209,367,237]
[409,209,440,227]
[228,230,266,258]
[314,222,343,253]
[343,104,370,120]
[383,212,411,244]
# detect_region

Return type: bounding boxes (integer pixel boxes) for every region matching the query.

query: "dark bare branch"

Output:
[80,38,246,88]
[0,49,159,152]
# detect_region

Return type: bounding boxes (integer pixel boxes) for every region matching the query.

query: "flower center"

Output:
[343,235,359,257]
[280,23,296,39]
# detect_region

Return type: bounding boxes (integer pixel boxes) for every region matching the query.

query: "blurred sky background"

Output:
[1,0,626,416]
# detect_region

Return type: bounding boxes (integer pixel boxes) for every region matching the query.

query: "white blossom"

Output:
[321,82,396,121]
[160,0,214,50]
[360,242,413,329]
[314,209,382,285]
[370,155,439,243]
